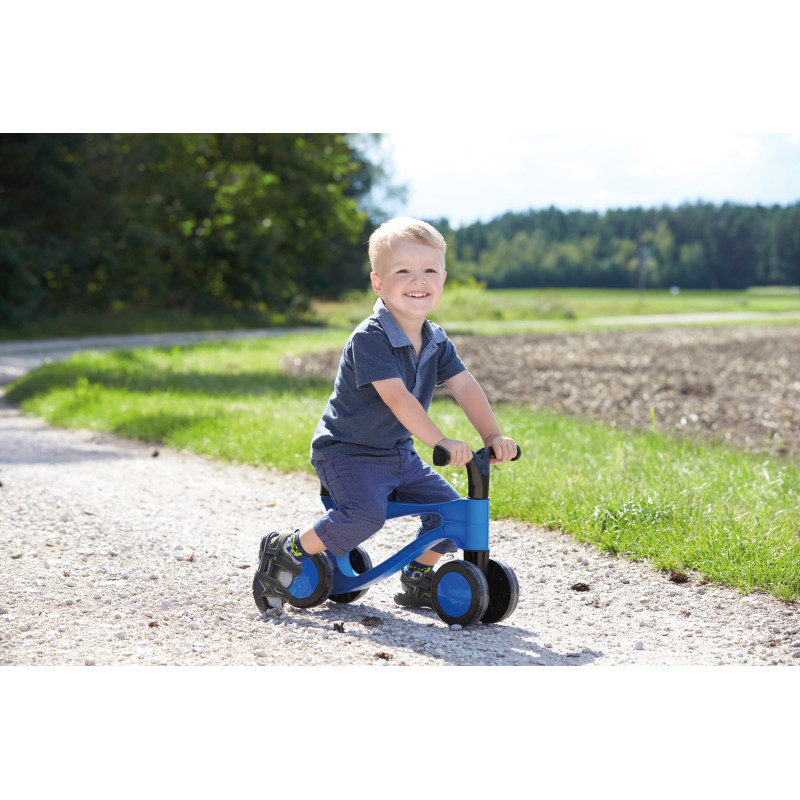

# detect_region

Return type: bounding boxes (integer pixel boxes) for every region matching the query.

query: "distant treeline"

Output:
[0,133,395,326]
[434,202,800,290]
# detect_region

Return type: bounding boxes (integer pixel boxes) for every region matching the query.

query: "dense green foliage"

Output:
[0,133,393,326]
[435,202,800,290]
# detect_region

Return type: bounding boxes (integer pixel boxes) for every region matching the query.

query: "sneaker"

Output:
[393,565,434,609]
[252,532,304,613]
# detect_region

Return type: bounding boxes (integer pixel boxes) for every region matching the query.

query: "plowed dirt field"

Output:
[294,324,800,458]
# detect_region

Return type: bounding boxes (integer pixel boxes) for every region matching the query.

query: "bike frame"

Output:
[315,446,507,596]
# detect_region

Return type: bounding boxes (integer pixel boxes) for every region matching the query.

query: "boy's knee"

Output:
[315,509,385,558]
[346,509,385,539]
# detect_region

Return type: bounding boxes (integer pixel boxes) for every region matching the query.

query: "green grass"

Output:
[5,286,800,342]
[438,405,800,602]
[309,285,800,334]
[6,332,344,471]
[7,328,800,602]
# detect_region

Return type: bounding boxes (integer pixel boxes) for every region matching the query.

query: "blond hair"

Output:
[368,217,447,272]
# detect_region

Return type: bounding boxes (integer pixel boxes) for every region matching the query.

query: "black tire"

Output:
[431,560,490,627]
[329,546,373,604]
[481,558,519,624]
[288,552,335,609]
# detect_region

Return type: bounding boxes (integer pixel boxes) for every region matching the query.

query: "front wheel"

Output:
[431,560,490,627]
[481,558,519,624]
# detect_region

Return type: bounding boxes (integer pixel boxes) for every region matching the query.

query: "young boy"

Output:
[253,217,517,612]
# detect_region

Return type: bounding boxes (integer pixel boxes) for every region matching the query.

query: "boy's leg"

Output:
[395,449,461,554]
[310,453,399,558]
[413,550,442,567]
[296,526,326,554]
[393,450,461,608]
[253,452,399,612]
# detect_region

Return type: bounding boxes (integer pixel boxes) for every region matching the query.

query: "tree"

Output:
[1,133,393,325]
[444,200,800,291]
[0,134,95,323]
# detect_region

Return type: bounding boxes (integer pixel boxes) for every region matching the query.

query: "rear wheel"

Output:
[288,553,335,609]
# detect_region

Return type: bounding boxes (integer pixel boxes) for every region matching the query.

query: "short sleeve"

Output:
[435,337,467,385]
[350,329,402,388]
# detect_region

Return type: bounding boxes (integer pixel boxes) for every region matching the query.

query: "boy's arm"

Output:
[445,370,517,462]
[371,377,473,466]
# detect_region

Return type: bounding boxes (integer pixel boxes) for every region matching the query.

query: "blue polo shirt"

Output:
[310,300,467,461]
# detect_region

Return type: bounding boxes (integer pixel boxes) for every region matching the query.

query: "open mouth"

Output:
[405,292,430,299]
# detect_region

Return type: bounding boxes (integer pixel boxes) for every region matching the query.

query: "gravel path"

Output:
[2,330,799,667]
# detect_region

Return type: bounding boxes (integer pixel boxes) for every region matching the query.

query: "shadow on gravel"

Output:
[0,422,142,466]
[267,601,600,667]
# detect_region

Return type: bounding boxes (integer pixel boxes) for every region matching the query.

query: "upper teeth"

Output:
[407,293,427,297]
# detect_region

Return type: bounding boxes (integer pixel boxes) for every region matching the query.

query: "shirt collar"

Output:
[372,298,446,348]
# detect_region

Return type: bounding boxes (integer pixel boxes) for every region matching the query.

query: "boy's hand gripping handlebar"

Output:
[432,443,521,501]
[432,443,522,467]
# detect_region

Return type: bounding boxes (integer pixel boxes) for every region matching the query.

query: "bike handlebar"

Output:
[432,444,522,500]
[432,443,522,467]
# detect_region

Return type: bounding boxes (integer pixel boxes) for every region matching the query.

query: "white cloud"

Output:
[556,160,599,182]
[623,134,764,177]
[387,132,800,225]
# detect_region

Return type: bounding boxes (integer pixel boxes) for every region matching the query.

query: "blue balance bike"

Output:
[286,444,521,627]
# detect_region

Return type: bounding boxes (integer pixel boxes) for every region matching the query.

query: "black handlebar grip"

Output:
[432,444,522,466]
[433,444,450,467]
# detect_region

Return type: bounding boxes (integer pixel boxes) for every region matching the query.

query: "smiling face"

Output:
[370,238,446,328]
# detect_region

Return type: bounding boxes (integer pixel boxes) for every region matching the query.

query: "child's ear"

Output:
[370,271,383,296]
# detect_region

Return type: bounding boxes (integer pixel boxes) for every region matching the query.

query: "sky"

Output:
[5,4,798,235]
[383,132,800,228]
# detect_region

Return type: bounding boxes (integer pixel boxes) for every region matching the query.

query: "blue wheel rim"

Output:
[436,572,472,617]
[291,562,319,600]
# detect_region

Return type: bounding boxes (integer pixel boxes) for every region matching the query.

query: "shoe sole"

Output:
[393,592,432,609]
[253,534,288,612]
